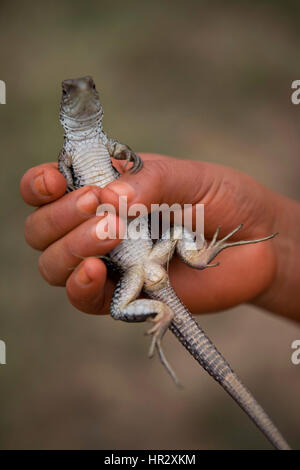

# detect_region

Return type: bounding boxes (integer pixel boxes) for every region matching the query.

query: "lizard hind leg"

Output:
[110,265,180,385]
[177,224,278,270]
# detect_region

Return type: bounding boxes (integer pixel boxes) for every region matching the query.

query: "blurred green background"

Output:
[0,0,299,449]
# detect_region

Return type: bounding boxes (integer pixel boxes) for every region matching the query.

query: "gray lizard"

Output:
[58,76,290,450]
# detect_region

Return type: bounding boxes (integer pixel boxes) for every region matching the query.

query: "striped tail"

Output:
[151,285,290,450]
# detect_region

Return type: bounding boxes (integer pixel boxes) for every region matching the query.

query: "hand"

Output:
[20,154,300,321]
[20,162,122,315]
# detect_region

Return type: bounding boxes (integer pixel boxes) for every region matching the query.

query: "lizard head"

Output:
[60,76,102,126]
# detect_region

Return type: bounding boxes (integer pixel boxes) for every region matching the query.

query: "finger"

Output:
[20,163,67,206]
[102,153,275,238]
[25,185,103,250]
[38,214,124,286]
[66,257,115,315]
[104,154,203,208]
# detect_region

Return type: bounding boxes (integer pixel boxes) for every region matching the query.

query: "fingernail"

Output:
[109,182,136,203]
[33,173,51,196]
[76,263,92,285]
[77,190,100,215]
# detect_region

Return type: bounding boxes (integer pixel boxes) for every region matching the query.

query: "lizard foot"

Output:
[146,308,181,387]
[178,224,278,270]
[110,142,143,173]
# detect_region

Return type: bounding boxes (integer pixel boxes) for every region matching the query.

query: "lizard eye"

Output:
[62,86,70,98]
[62,89,67,96]
[87,77,96,90]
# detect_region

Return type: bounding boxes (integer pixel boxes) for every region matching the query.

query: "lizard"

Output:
[58,75,290,450]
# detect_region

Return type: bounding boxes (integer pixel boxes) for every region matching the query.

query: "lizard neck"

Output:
[60,109,107,143]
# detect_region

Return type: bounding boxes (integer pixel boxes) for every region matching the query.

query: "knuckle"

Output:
[38,255,51,284]
[47,202,66,234]
[38,254,64,287]
[24,211,43,250]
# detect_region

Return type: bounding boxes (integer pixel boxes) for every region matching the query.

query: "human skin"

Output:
[20,153,300,323]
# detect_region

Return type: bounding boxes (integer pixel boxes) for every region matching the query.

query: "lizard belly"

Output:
[72,141,116,188]
[110,235,152,269]
[109,216,153,269]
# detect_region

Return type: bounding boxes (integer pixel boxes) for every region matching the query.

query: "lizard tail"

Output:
[151,286,290,450]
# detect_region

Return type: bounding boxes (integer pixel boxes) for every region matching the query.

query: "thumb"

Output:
[102,152,213,209]
[101,153,275,238]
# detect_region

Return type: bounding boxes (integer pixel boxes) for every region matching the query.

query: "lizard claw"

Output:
[110,141,143,174]
[146,308,181,387]
[155,339,182,388]
[178,224,278,270]
[146,308,173,357]
[129,150,143,173]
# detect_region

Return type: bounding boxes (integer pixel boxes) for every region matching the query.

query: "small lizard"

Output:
[58,76,290,450]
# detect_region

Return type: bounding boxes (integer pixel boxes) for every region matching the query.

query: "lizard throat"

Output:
[60,110,104,142]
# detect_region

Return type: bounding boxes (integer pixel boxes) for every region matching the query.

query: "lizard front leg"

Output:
[111,264,179,385]
[58,150,76,192]
[107,138,143,173]
[176,224,277,270]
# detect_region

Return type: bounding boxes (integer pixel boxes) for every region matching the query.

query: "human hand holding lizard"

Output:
[20,153,300,322]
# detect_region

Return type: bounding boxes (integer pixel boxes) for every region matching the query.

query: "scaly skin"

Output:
[58,76,290,450]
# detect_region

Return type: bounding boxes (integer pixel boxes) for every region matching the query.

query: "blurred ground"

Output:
[0,0,299,449]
